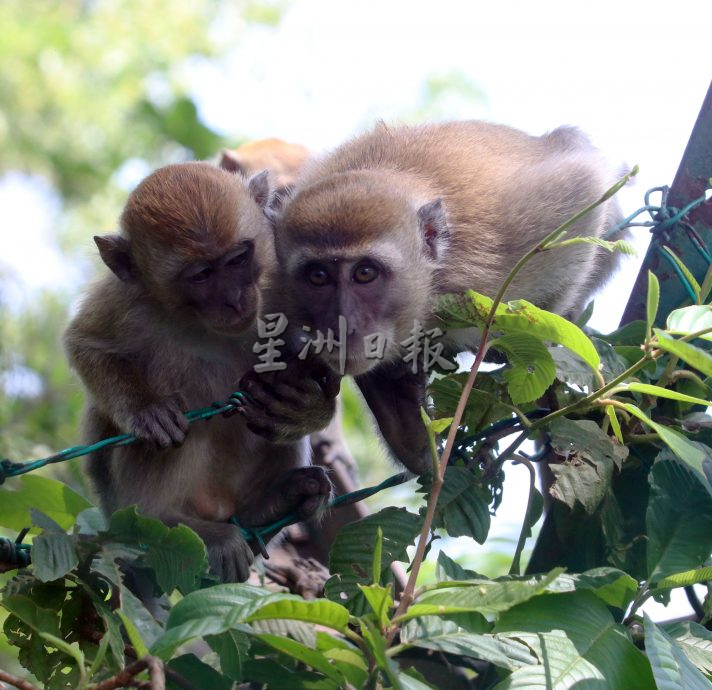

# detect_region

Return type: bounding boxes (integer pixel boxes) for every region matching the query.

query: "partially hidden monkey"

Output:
[64,162,334,582]
[219,138,311,207]
[272,121,628,473]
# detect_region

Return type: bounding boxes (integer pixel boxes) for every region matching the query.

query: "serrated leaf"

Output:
[326,507,422,616]
[655,567,712,592]
[436,291,600,371]
[491,332,557,403]
[31,532,78,582]
[647,270,660,337]
[399,569,564,622]
[654,329,712,377]
[106,506,208,594]
[493,591,655,689]
[418,466,491,542]
[0,475,91,532]
[662,621,712,676]
[644,614,711,690]
[118,583,162,651]
[547,418,628,514]
[646,459,712,585]
[667,305,712,340]
[435,551,482,581]
[1,595,62,639]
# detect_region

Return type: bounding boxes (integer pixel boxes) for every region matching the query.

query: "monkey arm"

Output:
[65,331,188,448]
[355,362,430,475]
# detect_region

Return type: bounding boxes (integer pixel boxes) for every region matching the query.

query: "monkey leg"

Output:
[168,516,254,583]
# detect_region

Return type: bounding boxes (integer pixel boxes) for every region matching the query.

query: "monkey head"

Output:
[275,170,448,376]
[94,162,275,336]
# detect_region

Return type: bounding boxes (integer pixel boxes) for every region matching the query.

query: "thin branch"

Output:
[0,668,42,690]
[90,656,165,690]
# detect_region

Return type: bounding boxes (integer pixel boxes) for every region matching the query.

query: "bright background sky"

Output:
[1,0,710,614]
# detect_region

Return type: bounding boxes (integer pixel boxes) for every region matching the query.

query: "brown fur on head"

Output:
[220,138,311,191]
[274,120,627,378]
[94,162,274,335]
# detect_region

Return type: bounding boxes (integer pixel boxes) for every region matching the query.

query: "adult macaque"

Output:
[273,121,627,473]
[219,138,311,206]
[64,162,333,582]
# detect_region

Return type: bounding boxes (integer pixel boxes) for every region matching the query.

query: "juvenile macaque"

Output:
[64,162,333,582]
[220,138,311,206]
[273,121,627,472]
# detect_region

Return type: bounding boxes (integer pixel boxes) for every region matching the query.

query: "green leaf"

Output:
[107,506,209,594]
[168,654,234,690]
[255,634,347,684]
[241,659,339,689]
[418,466,491,542]
[399,569,564,622]
[493,591,655,689]
[402,630,536,672]
[118,583,162,652]
[429,417,453,434]
[667,305,712,340]
[606,405,624,443]
[436,291,600,371]
[654,329,712,377]
[0,475,91,532]
[663,250,702,303]
[546,568,639,610]
[435,551,482,581]
[361,617,402,688]
[326,507,422,616]
[547,418,628,514]
[31,532,78,582]
[152,583,271,658]
[246,598,350,633]
[662,621,712,677]
[646,459,712,585]
[647,270,660,338]
[619,404,712,498]
[1,594,62,639]
[644,614,711,690]
[491,332,557,404]
[207,630,251,681]
[358,584,393,629]
[655,566,712,592]
[323,648,369,689]
[617,382,711,406]
[373,526,383,584]
[549,235,637,256]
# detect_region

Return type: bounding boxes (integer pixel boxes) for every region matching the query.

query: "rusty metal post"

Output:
[620,80,712,326]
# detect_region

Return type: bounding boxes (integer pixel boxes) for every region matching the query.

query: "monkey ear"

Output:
[94,235,136,283]
[219,149,246,175]
[417,198,448,258]
[247,170,274,210]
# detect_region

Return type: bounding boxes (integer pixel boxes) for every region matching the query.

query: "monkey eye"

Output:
[352,263,379,284]
[186,266,213,284]
[308,266,331,286]
[225,247,251,267]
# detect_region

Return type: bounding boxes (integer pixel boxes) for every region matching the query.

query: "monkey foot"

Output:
[283,466,332,519]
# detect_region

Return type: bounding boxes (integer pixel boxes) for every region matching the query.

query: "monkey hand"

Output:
[239,357,341,443]
[201,522,255,583]
[126,394,189,449]
[355,363,430,475]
